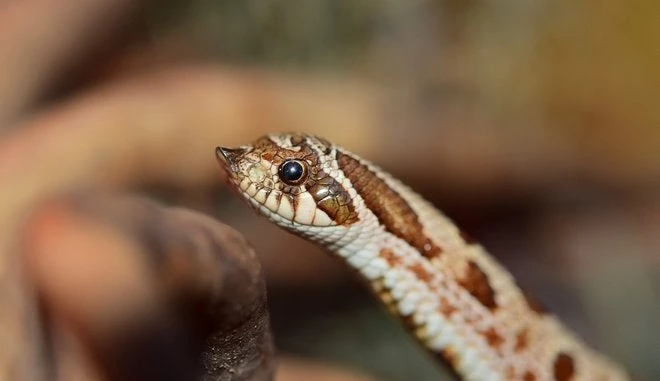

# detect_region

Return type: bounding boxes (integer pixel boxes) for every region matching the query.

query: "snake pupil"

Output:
[279,160,306,185]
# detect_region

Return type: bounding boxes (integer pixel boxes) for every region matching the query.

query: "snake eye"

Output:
[278,159,307,185]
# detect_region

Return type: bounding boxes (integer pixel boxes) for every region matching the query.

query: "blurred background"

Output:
[0,1,658,380]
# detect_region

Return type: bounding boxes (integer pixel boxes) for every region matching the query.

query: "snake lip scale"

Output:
[216,132,629,381]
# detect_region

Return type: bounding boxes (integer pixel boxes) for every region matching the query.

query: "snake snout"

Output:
[216,147,247,166]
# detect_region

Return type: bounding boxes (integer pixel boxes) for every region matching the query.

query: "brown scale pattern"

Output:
[457,260,497,310]
[439,297,459,317]
[337,152,443,258]
[308,172,357,225]
[554,352,576,381]
[481,327,505,350]
[408,263,434,284]
[380,248,402,266]
[256,136,358,224]
[515,328,530,352]
[523,371,537,381]
[221,134,630,381]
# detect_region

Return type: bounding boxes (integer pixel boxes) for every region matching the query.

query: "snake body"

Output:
[216,133,629,381]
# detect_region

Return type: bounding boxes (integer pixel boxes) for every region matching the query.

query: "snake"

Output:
[215,132,629,381]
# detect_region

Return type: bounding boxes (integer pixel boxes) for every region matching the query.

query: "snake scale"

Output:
[216,133,629,381]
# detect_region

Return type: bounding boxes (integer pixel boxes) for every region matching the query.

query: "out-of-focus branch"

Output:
[0,0,143,125]
[0,65,380,381]
[20,194,274,381]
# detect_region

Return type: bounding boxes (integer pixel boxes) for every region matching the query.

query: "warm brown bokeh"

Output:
[20,195,275,381]
[1,0,657,380]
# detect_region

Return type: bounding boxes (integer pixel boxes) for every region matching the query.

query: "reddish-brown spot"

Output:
[505,365,517,379]
[439,297,458,317]
[553,352,575,381]
[523,371,536,381]
[380,248,402,266]
[481,327,504,350]
[409,263,433,283]
[337,152,443,257]
[514,328,529,352]
[457,261,497,310]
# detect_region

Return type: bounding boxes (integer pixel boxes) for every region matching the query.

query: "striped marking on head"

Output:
[217,133,358,227]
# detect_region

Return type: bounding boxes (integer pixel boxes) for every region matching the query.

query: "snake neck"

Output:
[218,134,629,381]
[306,149,629,381]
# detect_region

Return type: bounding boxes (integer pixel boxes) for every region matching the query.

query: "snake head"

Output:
[216,133,359,228]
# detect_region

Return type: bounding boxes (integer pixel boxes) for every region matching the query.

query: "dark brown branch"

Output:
[20,194,274,381]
